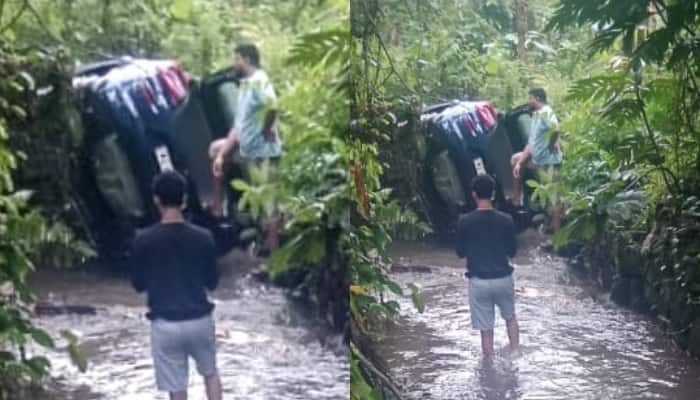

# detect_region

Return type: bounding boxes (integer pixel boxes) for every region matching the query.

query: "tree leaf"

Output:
[31,328,54,348]
[231,179,250,192]
[385,280,403,295]
[350,285,365,295]
[61,330,87,373]
[68,341,88,373]
[24,356,51,380]
[407,283,425,313]
[0,351,16,362]
[170,0,192,21]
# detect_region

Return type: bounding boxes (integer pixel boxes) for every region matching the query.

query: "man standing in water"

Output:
[456,174,520,357]
[209,43,282,253]
[130,171,222,400]
[510,87,563,232]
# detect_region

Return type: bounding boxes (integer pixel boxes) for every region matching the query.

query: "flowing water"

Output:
[27,250,348,400]
[373,230,700,400]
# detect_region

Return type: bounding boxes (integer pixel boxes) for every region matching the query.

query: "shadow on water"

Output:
[373,230,700,400]
[26,249,349,400]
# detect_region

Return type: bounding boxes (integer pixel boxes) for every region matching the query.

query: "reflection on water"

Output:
[473,357,520,400]
[376,232,700,400]
[28,250,348,400]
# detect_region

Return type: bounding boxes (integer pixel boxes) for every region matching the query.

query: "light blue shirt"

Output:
[529,104,562,166]
[235,69,282,159]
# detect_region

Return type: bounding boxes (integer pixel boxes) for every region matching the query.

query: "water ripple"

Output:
[30,269,348,400]
[377,236,700,399]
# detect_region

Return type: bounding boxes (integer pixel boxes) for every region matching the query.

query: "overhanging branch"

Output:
[359,0,413,94]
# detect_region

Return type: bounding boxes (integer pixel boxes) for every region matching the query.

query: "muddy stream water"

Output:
[27,250,348,400]
[372,230,700,400]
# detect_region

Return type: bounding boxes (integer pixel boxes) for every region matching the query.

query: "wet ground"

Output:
[27,250,348,400]
[374,230,700,400]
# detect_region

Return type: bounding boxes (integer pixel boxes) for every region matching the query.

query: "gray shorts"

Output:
[468,275,516,331]
[150,313,217,392]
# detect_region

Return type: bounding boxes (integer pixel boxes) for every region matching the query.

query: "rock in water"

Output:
[35,302,97,316]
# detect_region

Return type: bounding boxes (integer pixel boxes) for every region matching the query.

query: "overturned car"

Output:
[415,100,539,235]
[72,58,256,261]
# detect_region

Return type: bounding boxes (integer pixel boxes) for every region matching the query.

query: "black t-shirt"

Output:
[455,209,517,279]
[130,222,219,321]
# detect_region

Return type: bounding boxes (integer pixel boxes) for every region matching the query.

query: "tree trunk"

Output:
[515,0,528,62]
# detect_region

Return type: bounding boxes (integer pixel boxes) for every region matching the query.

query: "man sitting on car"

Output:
[208,43,282,254]
[510,87,563,232]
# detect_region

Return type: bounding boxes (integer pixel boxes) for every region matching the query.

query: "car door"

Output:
[167,69,238,211]
[199,68,239,140]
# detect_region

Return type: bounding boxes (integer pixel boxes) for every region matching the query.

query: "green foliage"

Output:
[549,0,700,74]
[232,5,429,340]
[224,2,431,351]
[349,3,448,396]
[0,55,89,394]
[347,192,427,329]
[544,0,700,252]
[353,0,587,106]
[2,0,348,395]
[379,199,433,242]
[350,344,383,400]
[218,2,353,334]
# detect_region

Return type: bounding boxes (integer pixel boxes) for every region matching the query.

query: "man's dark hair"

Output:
[528,87,547,104]
[152,170,187,207]
[234,44,260,67]
[471,174,496,200]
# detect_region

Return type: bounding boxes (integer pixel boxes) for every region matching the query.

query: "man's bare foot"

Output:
[507,347,522,361]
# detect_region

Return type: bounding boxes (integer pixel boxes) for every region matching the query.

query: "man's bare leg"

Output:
[209,139,226,217]
[506,317,520,352]
[170,391,187,400]
[204,372,222,400]
[510,153,523,206]
[209,138,241,218]
[210,175,224,217]
[263,214,282,252]
[480,330,495,357]
[550,203,563,233]
[511,177,522,207]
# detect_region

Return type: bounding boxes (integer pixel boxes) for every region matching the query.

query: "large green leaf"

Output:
[24,356,51,380]
[407,283,425,313]
[385,280,403,295]
[31,328,54,348]
[61,330,87,373]
[170,0,192,21]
